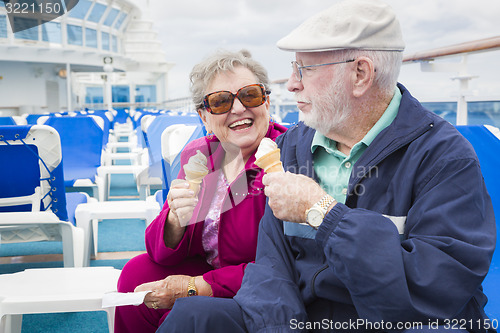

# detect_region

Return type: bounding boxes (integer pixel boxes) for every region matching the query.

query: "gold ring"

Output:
[152,301,158,309]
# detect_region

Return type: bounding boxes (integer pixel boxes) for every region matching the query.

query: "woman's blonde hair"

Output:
[190,49,270,110]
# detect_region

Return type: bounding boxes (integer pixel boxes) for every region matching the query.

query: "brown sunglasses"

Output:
[203,84,269,115]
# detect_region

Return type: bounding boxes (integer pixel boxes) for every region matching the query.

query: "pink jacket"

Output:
[145,122,287,297]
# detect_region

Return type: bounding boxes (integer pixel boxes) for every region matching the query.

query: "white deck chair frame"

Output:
[0,125,84,267]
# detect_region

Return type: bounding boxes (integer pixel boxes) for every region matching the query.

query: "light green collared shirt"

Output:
[312,88,402,204]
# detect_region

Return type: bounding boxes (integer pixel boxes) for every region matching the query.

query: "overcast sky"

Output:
[147,0,500,103]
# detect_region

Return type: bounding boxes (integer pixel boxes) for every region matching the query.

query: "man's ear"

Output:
[352,57,375,98]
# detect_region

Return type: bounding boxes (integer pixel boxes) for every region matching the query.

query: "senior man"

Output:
[159,1,496,332]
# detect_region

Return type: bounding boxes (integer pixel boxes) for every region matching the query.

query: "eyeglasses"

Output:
[203,83,269,115]
[291,59,356,81]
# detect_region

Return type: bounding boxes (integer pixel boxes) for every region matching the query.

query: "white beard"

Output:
[299,78,352,136]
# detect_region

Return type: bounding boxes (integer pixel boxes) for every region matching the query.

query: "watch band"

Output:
[187,277,198,297]
[305,194,336,229]
[316,194,335,214]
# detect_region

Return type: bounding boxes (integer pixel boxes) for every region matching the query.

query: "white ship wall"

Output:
[0,0,172,116]
[0,61,73,116]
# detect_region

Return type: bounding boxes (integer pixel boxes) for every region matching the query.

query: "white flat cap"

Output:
[277,0,405,52]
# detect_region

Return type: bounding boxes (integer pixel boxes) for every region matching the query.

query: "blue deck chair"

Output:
[134,111,158,149]
[139,114,159,152]
[137,114,203,198]
[88,110,112,148]
[112,108,130,125]
[0,117,16,125]
[42,116,105,199]
[282,111,299,125]
[26,114,46,125]
[136,113,175,198]
[160,124,206,203]
[0,125,86,267]
[146,115,202,168]
[456,125,500,320]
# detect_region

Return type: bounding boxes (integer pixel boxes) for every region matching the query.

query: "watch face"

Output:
[307,208,324,227]
[187,289,197,297]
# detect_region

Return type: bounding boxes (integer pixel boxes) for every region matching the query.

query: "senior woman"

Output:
[114,49,287,332]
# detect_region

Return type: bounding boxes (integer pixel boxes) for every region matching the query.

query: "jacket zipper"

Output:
[311,264,329,298]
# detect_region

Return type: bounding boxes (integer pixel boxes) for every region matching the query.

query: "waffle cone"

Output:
[184,169,208,182]
[188,180,202,195]
[255,149,284,173]
[264,162,284,173]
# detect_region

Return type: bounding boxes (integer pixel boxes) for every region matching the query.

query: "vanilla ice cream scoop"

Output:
[255,138,278,160]
[183,150,209,194]
[254,138,284,173]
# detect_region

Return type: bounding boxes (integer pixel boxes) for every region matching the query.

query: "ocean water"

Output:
[277,101,500,128]
[422,101,500,127]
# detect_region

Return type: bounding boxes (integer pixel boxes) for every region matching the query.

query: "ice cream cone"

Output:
[181,150,209,196]
[255,149,284,173]
[187,180,202,195]
[184,169,209,181]
[185,169,207,195]
[263,162,284,173]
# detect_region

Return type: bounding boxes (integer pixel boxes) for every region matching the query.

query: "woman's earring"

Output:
[269,116,276,127]
[207,130,214,140]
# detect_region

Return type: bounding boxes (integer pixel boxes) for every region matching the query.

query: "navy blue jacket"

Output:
[234,84,496,332]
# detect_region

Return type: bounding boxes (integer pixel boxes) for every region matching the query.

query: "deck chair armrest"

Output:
[0,187,41,211]
[0,211,60,224]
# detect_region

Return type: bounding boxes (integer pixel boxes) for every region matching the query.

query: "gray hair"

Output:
[190,49,270,110]
[333,49,403,96]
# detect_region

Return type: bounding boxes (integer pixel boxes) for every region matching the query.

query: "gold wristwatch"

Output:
[305,194,335,229]
[187,277,198,297]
